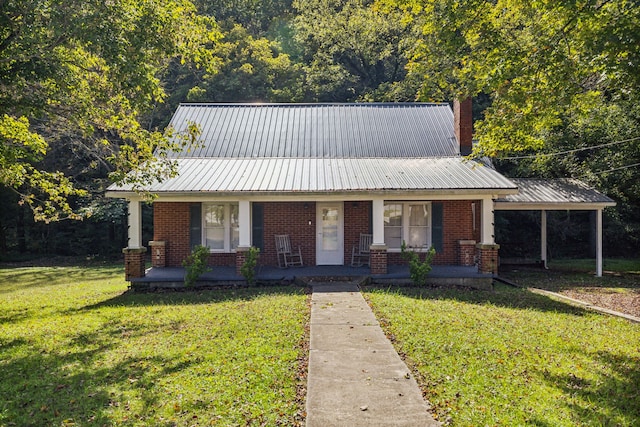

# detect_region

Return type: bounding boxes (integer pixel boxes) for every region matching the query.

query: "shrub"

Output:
[182,245,211,287]
[401,241,436,286]
[240,246,260,285]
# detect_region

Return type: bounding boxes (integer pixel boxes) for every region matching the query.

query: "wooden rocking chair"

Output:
[351,233,372,267]
[275,234,303,268]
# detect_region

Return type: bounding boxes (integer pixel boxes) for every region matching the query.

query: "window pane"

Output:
[384,204,402,226]
[231,228,239,250]
[230,203,239,227]
[205,228,224,250]
[408,227,428,248]
[204,204,224,227]
[408,204,429,248]
[384,227,402,249]
[229,203,239,249]
[409,204,428,226]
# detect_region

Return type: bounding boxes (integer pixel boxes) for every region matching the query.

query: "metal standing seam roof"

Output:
[107,103,520,194]
[109,158,518,193]
[166,103,460,158]
[495,178,616,208]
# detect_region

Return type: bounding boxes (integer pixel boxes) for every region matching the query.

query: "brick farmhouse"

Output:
[107,101,615,281]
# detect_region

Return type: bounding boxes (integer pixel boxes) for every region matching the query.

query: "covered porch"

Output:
[129,264,494,291]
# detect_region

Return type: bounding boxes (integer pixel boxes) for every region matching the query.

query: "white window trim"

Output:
[202,203,239,253]
[385,202,433,252]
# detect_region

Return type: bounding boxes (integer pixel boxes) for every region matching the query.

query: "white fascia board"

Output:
[494,202,617,211]
[106,188,518,203]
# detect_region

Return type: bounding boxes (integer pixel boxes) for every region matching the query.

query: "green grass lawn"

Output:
[501,258,640,294]
[364,284,640,426]
[0,265,309,426]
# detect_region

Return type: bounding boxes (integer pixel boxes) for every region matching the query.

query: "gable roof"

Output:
[108,103,518,196]
[167,103,459,158]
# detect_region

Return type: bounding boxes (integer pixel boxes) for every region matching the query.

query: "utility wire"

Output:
[580,161,640,178]
[501,135,640,160]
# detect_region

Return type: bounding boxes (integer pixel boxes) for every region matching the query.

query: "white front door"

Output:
[316,203,344,265]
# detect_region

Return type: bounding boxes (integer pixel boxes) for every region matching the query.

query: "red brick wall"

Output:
[343,201,372,265]
[154,199,480,268]
[261,202,317,266]
[388,200,480,265]
[154,202,191,267]
[154,202,237,267]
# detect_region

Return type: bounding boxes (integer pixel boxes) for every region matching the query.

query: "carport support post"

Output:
[596,208,603,277]
[541,210,547,269]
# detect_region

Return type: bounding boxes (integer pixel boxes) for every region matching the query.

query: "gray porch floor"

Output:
[132,264,492,286]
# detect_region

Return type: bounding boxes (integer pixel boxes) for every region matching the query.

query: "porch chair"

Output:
[351,233,372,267]
[275,234,303,268]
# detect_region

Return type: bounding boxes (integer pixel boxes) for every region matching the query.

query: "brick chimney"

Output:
[454,97,473,156]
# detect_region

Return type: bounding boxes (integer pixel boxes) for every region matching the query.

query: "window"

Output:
[203,203,239,252]
[384,202,432,250]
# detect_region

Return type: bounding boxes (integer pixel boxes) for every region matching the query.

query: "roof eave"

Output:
[494,201,617,210]
[106,187,519,201]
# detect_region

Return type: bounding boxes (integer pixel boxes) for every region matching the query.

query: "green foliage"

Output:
[365,284,640,426]
[182,245,212,287]
[380,0,640,156]
[400,241,435,286]
[0,265,308,426]
[197,24,304,102]
[294,0,417,101]
[0,0,222,221]
[240,246,261,285]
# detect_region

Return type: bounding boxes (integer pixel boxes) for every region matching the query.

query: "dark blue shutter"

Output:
[252,203,264,251]
[190,203,202,249]
[432,202,443,253]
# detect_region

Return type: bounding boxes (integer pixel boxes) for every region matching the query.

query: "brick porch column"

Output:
[123,247,147,280]
[235,246,251,276]
[370,244,388,275]
[476,243,500,275]
[458,240,476,266]
[149,241,166,268]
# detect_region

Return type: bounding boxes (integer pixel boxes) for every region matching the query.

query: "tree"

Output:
[381,0,640,156]
[0,0,221,221]
[185,24,304,103]
[294,0,418,101]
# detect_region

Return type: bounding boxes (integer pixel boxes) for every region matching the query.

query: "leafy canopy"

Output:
[0,0,221,221]
[378,0,640,156]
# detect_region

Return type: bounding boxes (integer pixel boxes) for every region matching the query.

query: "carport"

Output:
[494,178,616,277]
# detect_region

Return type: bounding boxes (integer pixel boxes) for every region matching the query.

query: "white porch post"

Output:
[127,198,143,249]
[238,200,251,248]
[481,197,495,245]
[541,210,548,268]
[372,197,385,245]
[596,208,603,277]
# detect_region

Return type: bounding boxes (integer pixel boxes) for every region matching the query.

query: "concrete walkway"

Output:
[306,281,441,427]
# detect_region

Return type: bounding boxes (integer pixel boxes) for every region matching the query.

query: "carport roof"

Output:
[495,178,616,210]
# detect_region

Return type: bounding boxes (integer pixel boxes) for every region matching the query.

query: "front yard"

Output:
[0,265,309,426]
[2,261,639,426]
[364,280,640,426]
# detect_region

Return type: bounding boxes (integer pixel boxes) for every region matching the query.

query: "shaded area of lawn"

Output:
[364,284,640,426]
[500,259,640,317]
[0,266,309,426]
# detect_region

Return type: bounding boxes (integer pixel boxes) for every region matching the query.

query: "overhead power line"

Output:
[501,135,640,160]
[580,161,640,178]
